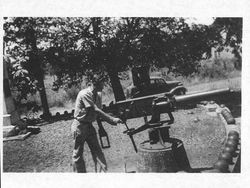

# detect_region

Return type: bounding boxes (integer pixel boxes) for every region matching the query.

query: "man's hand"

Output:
[94,106,123,125]
[111,117,123,125]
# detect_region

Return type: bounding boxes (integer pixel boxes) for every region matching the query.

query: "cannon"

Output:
[102,88,233,149]
[103,88,232,119]
[104,88,231,118]
[102,88,234,172]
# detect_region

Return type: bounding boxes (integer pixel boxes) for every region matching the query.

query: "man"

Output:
[71,75,122,173]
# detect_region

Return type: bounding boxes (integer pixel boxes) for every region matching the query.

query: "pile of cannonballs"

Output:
[40,110,75,121]
[54,110,75,120]
[213,130,240,172]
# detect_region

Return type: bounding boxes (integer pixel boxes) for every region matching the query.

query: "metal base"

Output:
[137,138,191,172]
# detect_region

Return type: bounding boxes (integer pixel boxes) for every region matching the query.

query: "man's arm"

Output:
[92,104,122,125]
[77,92,122,125]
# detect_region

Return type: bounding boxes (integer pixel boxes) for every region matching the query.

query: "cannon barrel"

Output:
[103,88,233,119]
[175,88,231,103]
[115,88,232,105]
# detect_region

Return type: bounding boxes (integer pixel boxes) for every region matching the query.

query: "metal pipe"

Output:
[116,88,231,105]
[123,122,138,153]
[175,88,231,103]
[115,92,170,104]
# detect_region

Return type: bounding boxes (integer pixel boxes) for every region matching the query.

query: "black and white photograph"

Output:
[1,1,250,188]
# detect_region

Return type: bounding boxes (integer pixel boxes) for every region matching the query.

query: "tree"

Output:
[45,18,93,91]
[211,18,242,69]
[46,17,130,101]
[46,17,217,101]
[5,17,218,105]
[4,17,51,116]
[82,18,215,100]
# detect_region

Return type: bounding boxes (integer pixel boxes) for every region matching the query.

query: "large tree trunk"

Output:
[29,26,50,117]
[106,64,125,102]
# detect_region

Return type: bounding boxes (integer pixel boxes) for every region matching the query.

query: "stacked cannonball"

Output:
[213,130,240,172]
[221,109,236,124]
[51,109,75,121]
[55,112,61,120]
[63,110,69,119]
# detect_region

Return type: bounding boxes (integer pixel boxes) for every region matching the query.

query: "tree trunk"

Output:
[106,64,125,102]
[37,76,50,117]
[29,26,50,117]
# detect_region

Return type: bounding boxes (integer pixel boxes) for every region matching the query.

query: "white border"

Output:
[1,1,250,188]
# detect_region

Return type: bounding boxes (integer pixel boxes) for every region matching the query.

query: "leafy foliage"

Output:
[4,56,36,101]
[211,18,242,69]
[4,17,241,103]
[4,17,52,115]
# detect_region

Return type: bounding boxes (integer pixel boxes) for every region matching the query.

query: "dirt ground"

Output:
[3,105,228,173]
